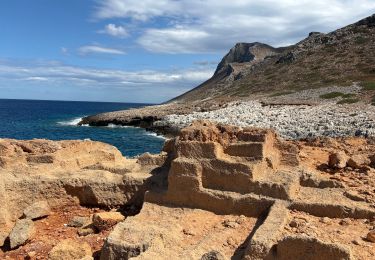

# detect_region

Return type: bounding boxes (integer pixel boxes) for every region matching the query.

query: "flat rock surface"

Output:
[101,202,257,259]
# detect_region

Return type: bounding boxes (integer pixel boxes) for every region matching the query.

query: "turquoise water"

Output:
[0,99,165,157]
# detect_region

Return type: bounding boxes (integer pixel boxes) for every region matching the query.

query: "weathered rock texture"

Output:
[2,122,375,259]
[0,138,167,247]
[102,121,375,259]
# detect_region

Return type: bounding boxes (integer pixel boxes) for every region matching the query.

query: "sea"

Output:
[0,99,165,157]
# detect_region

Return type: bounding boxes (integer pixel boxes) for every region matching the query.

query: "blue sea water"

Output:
[0,99,165,157]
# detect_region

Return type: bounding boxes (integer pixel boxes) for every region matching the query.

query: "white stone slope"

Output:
[158,101,375,139]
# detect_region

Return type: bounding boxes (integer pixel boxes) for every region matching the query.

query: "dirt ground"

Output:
[0,205,110,260]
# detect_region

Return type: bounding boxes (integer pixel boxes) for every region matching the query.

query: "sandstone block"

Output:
[224,142,264,158]
[347,155,370,169]
[48,239,92,260]
[276,235,352,260]
[67,216,90,228]
[92,212,125,231]
[177,141,222,159]
[9,219,35,249]
[366,230,375,243]
[23,201,51,220]
[328,152,349,169]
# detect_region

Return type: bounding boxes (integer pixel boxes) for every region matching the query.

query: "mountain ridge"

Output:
[170,14,375,103]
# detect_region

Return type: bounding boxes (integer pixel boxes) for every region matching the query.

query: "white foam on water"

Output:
[107,124,134,128]
[145,131,167,139]
[57,117,84,126]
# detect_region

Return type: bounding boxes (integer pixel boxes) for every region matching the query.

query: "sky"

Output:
[0,1,374,103]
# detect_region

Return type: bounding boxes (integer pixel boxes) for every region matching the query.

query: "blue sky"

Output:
[0,0,375,103]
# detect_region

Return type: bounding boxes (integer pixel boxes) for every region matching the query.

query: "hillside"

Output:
[171,14,375,103]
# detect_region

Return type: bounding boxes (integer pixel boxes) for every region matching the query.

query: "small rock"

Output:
[366,230,375,243]
[222,219,238,228]
[48,239,92,260]
[92,212,125,231]
[320,217,331,224]
[9,219,35,249]
[352,239,361,245]
[23,201,51,220]
[289,220,298,228]
[26,251,37,259]
[339,218,351,226]
[328,152,349,169]
[78,225,96,236]
[235,215,246,224]
[67,216,90,228]
[201,250,225,260]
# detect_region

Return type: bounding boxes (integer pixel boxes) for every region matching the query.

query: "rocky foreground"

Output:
[1,121,375,259]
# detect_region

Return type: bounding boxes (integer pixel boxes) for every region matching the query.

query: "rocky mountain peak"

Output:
[355,13,375,27]
[214,42,279,75]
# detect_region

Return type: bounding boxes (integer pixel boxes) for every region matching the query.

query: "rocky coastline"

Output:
[1,121,375,259]
[79,86,375,141]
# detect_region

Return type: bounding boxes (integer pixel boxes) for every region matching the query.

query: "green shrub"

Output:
[341,93,356,98]
[320,92,345,99]
[337,98,359,104]
[362,81,375,90]
[355,36,368,44]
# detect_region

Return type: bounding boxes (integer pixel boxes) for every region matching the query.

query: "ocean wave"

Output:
[145,132,167,139]
[57,117,83,126]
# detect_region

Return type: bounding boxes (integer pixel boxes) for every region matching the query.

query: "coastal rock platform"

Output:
[1,121,375,259]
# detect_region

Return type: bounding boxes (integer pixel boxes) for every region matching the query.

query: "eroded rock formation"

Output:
[1,121,375,259]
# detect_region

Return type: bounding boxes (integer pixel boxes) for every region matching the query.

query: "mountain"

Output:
[171,14,375,103]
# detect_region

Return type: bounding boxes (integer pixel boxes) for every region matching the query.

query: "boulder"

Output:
[23,201,51,220]
[347,155,370,169]
[92,212,125,231]
[48,239,92,260]
[328,152,349,169]
[9,219,35,249]
[201,250,225,260]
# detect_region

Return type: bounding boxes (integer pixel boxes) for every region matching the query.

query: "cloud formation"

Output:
[0,60,213,89]
[78,45,126,55]
[99,24,129,38]
[95,0,375,53]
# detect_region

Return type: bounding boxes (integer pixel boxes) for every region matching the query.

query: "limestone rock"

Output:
[328,152,349,169]
[48,239,92,260]
[9,219,35,249]
[78,225,96,236]
[366,230,375,243]
[67,216,90,228]
[201,250,225,260]
[347,155,370,169]
[92,212,125,231]
[276,235,352,260]
[23,201,51,220]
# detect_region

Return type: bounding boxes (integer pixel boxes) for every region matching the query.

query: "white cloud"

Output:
[61,47,69,55]
[95,0,375,53]
[95,0,178,21]
[0,60,214,102]
[25,77,49,81]
[99,24,129,38]
[0,60,213,86]
[78,45,126,55]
